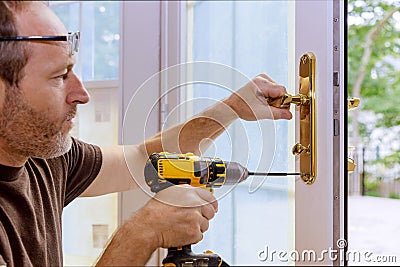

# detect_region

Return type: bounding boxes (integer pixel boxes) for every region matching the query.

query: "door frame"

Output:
[294,0,345,266]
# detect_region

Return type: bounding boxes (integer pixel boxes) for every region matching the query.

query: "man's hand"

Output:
[138,185,218,248]
[96,185,218,266]
[224,73,292,121]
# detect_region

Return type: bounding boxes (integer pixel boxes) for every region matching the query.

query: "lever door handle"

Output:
[348,97,360,110]
[262,53,316,185]
[348,158,356,172]
[266,93,310,108]
[291,53,316,184]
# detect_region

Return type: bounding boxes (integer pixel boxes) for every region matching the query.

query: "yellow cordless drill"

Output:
[144,152,299,266]
[144,152,233,267]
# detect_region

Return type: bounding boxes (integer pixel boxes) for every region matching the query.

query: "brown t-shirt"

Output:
[0,137,102,267]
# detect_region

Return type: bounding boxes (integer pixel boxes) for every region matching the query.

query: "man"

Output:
[0,1,292,266]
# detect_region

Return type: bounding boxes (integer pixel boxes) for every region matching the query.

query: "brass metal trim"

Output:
[348,97,360,110]
[347,158,356,172]
[292,143,310,156]
[266,93,310,108]
[298,52,316,184]
[264,52,316,184]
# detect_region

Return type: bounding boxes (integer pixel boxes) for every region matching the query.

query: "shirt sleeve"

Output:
[63,137,103,206]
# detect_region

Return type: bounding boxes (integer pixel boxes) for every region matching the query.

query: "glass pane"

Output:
[347,0,400,264]
[51,3,80,31]
[186,1,293,265]
[51,2,120,81]
[50,3,81,77]
[75,87,119,145]
[63,87,119,265]
[81,2,120,81]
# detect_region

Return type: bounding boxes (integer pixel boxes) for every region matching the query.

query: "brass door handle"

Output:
[270,53,316,184]
[348,97,360,110]
[266,93,310,108]
[348,158,356,172]
[262,53,317,184]
[296,52,316,184]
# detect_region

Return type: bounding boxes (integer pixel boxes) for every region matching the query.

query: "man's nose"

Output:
[66,72,90,105]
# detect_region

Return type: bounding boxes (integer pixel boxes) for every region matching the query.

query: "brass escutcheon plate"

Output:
[298,52,316,184]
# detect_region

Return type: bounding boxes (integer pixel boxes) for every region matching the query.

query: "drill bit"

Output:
[224,161,301,185]
[248,171,301,176]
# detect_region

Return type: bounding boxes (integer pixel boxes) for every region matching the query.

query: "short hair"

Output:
[0,1,32,87]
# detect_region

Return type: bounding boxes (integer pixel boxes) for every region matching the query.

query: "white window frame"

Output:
[118,1,163,265]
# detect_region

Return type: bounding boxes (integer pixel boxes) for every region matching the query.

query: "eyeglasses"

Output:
[0,31,80,55]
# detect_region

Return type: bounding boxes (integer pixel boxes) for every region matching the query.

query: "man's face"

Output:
[0,2,90,160]
[0,83,76,159]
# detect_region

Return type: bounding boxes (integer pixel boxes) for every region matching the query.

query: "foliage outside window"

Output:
[348,0,400,198]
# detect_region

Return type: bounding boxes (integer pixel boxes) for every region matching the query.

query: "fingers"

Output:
[155,184,217,209]
[258,73,275,83]
[252,74,293,120]
[199,216,210,233]
[140,192,216,248]
[193,186,218,212]
[224,72,293,121]
[181,206,211,245]
[270,107,293,120]
[201,202,217,220]
[190,230,204,245]
[253,74,287,99]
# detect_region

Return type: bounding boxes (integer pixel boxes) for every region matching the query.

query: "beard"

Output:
[0,87,75,159]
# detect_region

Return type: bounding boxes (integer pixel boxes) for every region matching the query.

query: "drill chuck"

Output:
[224,161,250,185]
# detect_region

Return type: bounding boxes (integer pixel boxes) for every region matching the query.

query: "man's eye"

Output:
[55,73,68,81]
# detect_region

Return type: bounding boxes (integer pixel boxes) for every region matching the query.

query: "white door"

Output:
[119,0,345,265]
[159,0,344,265]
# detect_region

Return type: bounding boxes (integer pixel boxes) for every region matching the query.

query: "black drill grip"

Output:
[144,160,175,193]
[163,245,229,267]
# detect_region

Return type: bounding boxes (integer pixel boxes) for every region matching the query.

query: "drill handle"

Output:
[163,244,230,267]
[144,161,174,193]
[144,160,215,193]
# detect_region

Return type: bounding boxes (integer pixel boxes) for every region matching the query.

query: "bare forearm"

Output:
[95,210,158,266]
[142,98,238,155]
[141,74,292,155]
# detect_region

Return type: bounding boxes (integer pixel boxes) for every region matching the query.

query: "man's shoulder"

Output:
[69,136,101,155]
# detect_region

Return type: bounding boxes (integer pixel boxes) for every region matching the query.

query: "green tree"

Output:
[348,0,400,143]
